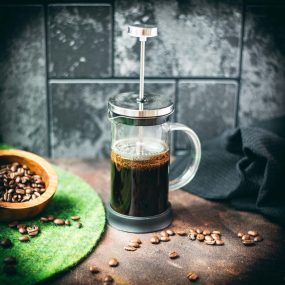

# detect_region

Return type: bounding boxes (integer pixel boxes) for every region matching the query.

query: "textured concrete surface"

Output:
[176,80,237,149]
[115,0,242,77]
[0,6,47,155]
[48,4,112,78]
[50,81,175,158]
[239,5,285,126]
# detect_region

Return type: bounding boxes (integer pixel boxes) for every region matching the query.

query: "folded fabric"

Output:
[170,116,285,225]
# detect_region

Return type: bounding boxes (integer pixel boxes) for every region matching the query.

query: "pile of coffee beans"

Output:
[0,162,46,203]
[188,228,224,246]
[124,237,142,251]
[237,230,263,246]
[150,229,177,244]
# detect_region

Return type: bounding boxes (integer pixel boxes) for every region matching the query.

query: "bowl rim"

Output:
[0,149,58,209]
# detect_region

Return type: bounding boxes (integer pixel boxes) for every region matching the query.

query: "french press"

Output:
[107,25,201,233]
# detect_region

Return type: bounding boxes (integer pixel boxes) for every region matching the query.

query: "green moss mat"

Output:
[0,165,106,285]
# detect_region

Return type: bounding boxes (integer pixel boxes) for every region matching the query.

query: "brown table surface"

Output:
[48,159,285,285]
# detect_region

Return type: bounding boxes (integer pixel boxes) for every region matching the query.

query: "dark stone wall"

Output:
[0,1,284,158]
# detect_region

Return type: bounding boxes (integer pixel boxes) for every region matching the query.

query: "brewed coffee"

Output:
[110,138,170,217]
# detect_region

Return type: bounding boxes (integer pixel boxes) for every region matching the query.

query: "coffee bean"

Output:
[160,231,169,237]
[205,235,214,242]
[237,232,245,238]
[150,236,160,244]
[211,233,221,240]
[17,224,27,229]
[248,230,258,237]
[3,264,16,275]
[196,228,203,234]
[54,219,65,225]
[27,225,40,236]
[65,220,70,225]
[128,242,140,248]
[254,235,263,242]
[76,222,82,228]
[212,230,221,235]
[205,240,216,245]
[28,230,39,237]
[19,227,27,234]
[108,258,119,267]
[166,229,175,236]
[8,221,19,228]
[19,236,30,242]
[242,240,255,246]
[215,240,225,246]
[187,271,199,282]
[130,238,142,244]
[169,251,179,259]
[47,215,55,221]
[103,275,113,284]
[197,234,205,242]
[189,233,196,241]
[203,229,211,236]
[89,265,99,274]
[124,246,137,251]
[176,230,187,236]
[189,228,196,234]
[1,238,12,248]
[71,216,80,221]
[242,234,251,241]
[40,217,49,222]
[4,256,17,264]
[160,236,170,242]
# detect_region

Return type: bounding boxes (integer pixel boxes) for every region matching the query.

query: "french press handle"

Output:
[168,123,201,191]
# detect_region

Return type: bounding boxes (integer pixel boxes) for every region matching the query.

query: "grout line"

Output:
[44,4,52,157]
[235,0,246,128]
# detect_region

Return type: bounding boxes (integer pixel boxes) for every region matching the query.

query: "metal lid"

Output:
[108,92,174,118]
[128,25,158,38]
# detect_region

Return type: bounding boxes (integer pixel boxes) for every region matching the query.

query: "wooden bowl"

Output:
[0,149,58,222]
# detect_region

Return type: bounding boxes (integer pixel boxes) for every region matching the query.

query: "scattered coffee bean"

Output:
[47,215,55,221]
[18,227,27,234]
[53,218,65,225]
[27,225,40,237]
[212,230,221,235]
[40,217,49,222]
[189,233,196,241]
[211,233,221,240]
[0,238,12,248]
[160,231,169,237]
[237,232,245,238]
[8,221,19,228]
[150,236,160,244]
[197,234,205,242]
[128,242,140,248]
[248,230,258,237]
[203,229,211,236]
[160,236,170,242]
[130,238,142,244]
[71,216,80,221]
[19,236,30,242]
[187,271,199,282]
[242,234,251,241]
[215,240,225,246]
[176,230,187,236]
[89,265,99,274]
[169,251,179,259]
[124,246,137,251]
[76,222,82,228]
[166,229,175,236]
[3,264,16,275]
[204,235,214,242]
[4,256,17,265]
[242,240,255,246]
[103,275,113,284]
[108,258,119,267]
[254,235,263,242]
[205,240,216,245]
[196,228,203,234]
[65,220,70,225]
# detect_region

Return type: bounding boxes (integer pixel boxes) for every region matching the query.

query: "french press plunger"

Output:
[107,25,201,233]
